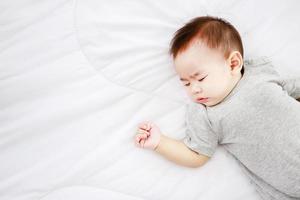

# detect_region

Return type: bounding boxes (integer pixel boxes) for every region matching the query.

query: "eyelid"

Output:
[183,75,207,86]
[198,75,207,81]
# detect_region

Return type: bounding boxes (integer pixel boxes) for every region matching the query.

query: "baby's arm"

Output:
[135,122,209,168]
[155,134,209,168]
[281,77,300,101]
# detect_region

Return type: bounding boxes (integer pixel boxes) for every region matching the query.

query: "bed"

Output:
[1,0,299,199]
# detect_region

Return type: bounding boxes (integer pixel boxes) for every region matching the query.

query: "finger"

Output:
[135,134,142,142]
[137,129,149,135]
[138,122,148,130]
[139,121,153,131]
[144,122,149,131]
[136,133,147,141]
[135,139,141,147]
[135,135,142,143]
[135,136,144,147]
[146,131,150,136]
[146,122,153,131]
[141,139,145,148]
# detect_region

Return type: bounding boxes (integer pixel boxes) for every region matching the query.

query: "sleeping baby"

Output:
[134,16,300,200]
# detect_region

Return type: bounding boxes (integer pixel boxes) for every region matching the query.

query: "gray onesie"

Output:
[183,57,300,200]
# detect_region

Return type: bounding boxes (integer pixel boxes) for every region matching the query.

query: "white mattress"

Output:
[1,0,299,199]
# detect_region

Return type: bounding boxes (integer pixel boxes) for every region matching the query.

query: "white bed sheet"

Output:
[0,0,299,200]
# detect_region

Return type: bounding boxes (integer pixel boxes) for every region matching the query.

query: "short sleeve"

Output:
[280,77,300,99]
[182,103,218,157]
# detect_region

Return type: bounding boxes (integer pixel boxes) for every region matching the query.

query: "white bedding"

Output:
[0,0,299,200]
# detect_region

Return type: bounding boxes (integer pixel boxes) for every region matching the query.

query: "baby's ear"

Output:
[228,51,243,74]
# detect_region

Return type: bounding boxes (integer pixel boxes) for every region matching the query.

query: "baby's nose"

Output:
[191,84,203,94]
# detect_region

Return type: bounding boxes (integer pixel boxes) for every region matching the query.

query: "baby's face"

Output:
[174,41,241,107]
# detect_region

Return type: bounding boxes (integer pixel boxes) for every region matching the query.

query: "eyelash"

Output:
[184,76,207,86]
[198,76,206,82]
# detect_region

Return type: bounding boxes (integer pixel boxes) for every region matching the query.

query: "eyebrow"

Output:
[180,71,202,81]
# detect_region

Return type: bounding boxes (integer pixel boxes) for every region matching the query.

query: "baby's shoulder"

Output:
[244,56,271,67]
[244,57,281,84]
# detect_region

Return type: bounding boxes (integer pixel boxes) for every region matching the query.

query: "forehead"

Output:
[174,40,224,75]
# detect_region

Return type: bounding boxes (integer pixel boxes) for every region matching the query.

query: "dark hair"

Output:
[169,16,244,60]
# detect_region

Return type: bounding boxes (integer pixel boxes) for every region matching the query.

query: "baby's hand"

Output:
[135,121,161,150]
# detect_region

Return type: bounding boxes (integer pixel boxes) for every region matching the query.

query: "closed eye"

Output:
[183,75,207,86]
[198,75,207,82]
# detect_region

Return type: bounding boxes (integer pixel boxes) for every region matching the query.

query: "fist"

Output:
[135,121,161,150]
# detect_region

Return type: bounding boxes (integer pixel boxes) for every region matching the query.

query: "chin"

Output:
[199,99,219,107]
[194,100,210,106]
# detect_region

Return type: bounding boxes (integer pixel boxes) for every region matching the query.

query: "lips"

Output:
[196,97,209,103]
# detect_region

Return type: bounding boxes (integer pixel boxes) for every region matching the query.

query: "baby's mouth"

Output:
[196,97,209,103]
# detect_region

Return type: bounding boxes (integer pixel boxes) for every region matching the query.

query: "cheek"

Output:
[205,74,228,92]
[185,87,192,95]
[214,77,231,94]
[184,87,194,97]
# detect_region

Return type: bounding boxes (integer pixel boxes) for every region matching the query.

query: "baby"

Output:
[134,16,300,200]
